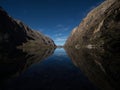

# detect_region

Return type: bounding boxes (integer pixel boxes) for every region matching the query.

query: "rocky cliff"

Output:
[0,7,56,50]
[65,0,120,52]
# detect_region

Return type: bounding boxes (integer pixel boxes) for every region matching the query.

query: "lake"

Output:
[0,47,120,90]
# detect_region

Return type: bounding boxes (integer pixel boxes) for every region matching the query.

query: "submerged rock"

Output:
[65,0,120,52]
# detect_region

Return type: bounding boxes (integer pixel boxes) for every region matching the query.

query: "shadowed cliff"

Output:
[0,7,56,89]
[0,7,56,51]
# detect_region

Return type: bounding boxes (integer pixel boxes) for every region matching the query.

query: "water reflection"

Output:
[0,47,55,86]
[0,47,98,90]
[0,46,120,90]
[65,47,120,90]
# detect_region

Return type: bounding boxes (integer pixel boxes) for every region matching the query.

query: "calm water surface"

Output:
[0,47,120,90]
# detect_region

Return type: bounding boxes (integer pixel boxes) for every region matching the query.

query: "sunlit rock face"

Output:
[0,7,56,50]
[65,0,120,52]
[65,47,120,90]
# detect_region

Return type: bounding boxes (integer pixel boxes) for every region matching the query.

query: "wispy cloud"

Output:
[54,35,67,45]
[55,37,66,42]
[55,24,70,31]
[62,27,69,31]
[55,33,62,37]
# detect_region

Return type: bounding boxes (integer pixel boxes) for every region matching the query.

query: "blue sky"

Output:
[0,0,104,45]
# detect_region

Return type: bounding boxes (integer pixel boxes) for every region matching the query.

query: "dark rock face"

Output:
[0,7,56,50]
[65,0,120,52]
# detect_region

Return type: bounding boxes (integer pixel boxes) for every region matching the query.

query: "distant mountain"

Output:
[0,7,56,51]
[65,0,120,52]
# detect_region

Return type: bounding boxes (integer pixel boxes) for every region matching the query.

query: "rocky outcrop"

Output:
[65,0,120,52]
[0,7,56,50]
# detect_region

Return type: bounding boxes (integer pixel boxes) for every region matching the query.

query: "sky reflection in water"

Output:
[0,47,119,90]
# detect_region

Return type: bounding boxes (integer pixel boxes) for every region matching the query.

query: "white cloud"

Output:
[54,36,67,45]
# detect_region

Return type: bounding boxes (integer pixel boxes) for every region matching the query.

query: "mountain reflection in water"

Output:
[0,47,55,88]
[0,46,120,90]
[65,47,120,90]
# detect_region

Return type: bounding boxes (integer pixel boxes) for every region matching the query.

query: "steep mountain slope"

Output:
[65,0,120,52]
[0,7,56,50]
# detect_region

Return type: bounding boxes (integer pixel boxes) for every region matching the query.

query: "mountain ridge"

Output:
[0,7,56,50]
[65,0,120,52]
